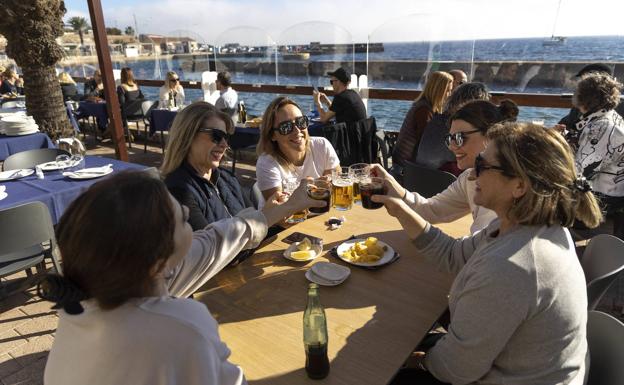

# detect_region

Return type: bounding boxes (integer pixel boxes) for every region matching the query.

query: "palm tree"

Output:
[68,16,90,48]
[125,26,135,37]
[0,1,73,140]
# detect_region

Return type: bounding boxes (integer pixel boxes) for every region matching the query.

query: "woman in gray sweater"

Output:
[376,122,603,385]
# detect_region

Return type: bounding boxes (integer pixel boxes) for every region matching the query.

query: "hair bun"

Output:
[498,99,519,122]
[37,274,86,315]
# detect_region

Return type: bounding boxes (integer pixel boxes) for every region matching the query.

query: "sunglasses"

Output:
[197,128,229,144]
[274,116,309,135]
[474,153,507,177]
[444,129,481,147]
[170,78,179,82]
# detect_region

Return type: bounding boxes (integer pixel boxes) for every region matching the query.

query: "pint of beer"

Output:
[332,168,353,211]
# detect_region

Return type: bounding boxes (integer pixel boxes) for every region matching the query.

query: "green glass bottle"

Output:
[303,283,330,379]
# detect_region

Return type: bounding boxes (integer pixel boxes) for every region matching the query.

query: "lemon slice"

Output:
[297,238,312,251]
[290,250,315,261]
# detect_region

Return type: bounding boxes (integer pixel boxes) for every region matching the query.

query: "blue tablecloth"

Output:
[150,109,177,135]
[77,101,108,130]
[0,156,145,223]
[0,133,55,161]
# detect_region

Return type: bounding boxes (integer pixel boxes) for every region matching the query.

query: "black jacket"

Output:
[165,161,249,231]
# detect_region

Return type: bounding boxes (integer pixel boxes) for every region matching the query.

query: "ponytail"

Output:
[497,99,519,122]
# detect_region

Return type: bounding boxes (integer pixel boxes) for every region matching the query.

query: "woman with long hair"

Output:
[374,99,518,233]
[159,70,185,108]
[256,96,340,205]
[41,171,324,384]
[393,71,454,167]
[380,122,602,385]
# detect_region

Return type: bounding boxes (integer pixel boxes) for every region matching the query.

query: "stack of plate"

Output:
[0,115,39,136]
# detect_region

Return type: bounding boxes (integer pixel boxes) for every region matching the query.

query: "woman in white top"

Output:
[159,70,185,108]
[373,99,518,234]
[40,171,324,385]
[256,96,340,205]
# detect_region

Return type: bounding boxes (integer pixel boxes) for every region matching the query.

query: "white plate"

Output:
[37,159,79,171]
[283,241,323,262]
[336,239,395,267]
[311,262,350,282]
[3,128,39,136]
[0,168,34,181]
[63,167,113,179]
[305,269,348,286]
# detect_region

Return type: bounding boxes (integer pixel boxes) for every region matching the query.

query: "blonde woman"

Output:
[393,71,454,166]
[256,96,340,205]
[379,122,602,385]
[159,71,185,108]
[161,101,250,231]
[58,72,79,102]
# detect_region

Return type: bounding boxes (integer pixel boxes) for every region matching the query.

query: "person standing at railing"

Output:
[159,70,185,109]
[393,71,453,168]
[215,71,238,123]
[313,67,366,125]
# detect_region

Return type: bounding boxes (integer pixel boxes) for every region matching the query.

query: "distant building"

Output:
[139,34,198,54]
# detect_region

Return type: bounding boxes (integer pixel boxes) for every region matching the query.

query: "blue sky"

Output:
[62,0,624,43]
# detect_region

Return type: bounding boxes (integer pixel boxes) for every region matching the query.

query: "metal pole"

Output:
[86,0,128,161]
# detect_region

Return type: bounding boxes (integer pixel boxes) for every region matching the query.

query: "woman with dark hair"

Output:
[373,99,518,233]
[41,171,323,385]
[117,67,144,132]
[415,82,491,175]
[83,69,104,100]
[571,73,624,218]
[379,122,602,385]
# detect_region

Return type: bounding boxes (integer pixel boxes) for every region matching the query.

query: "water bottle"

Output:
[303,283,330,379]
[239,101,247,123]
[35,165,44,179]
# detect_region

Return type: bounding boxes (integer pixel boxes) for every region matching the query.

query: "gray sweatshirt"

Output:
[414,221,588,385]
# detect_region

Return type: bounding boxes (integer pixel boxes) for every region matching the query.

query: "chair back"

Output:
[0,201,61,275]
[376,129,390,169]
[250,182,263,210]
[581,234,624,310]
[3,148,71,171]
[586,310,624,384]
[402,161,457,198]
[322,117,377,166]
[123,98,145,121]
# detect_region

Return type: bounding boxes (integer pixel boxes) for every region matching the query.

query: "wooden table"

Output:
[196,205,472,385]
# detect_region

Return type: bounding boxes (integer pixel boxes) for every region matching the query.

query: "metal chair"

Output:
[121,99,146,149]
[581,234,624,310]
[0,202,62,298]
[586,310,624,385]
[2,148,71,171]
[402,161,457,198]
[141,100,159,153]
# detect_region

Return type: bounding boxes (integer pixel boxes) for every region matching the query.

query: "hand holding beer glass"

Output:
[307,179,332,215]
[349,163,370,204]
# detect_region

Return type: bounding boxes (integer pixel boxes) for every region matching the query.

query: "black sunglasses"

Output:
[474,153,507,177]
[197,128,229,144]
[444,129,481,147]
[274,116,309,135]
[170,77,179,82]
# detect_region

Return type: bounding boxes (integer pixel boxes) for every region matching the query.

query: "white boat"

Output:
[543,0,566,46]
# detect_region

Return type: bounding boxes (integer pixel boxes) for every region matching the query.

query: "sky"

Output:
[63,0,624,44]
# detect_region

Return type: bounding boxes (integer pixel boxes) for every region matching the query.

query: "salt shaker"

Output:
[35,165,44,179]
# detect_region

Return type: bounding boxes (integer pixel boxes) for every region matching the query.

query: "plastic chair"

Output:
[402,161,457,198]
[2,148,71,171]
[0,202,62,298]
[141,100,159,153]
[581,234,624,310]
[586,310,624,385]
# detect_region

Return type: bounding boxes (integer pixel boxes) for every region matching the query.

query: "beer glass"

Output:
[307,179,331,215]
[332,167,353,211]
[348,163,370,204]
[359,177,386,209]
[283,177,307,223]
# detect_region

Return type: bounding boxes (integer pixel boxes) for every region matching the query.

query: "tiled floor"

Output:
[0,135,259,384]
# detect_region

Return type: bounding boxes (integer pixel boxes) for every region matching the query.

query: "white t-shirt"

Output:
[215,87,238,120]
[158,85,185,108]
[256,137,340,204]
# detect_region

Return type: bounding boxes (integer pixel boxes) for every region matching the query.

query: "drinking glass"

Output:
[307,179,331,215]
[359,177,386,209]
[348,163,370,204]
[55,154,71,169]
[283,177,307,223]
[69,155,85,171]
[332,167,353,211]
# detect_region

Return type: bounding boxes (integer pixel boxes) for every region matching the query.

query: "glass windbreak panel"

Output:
[214,26,276,116]
[367,13,475,132]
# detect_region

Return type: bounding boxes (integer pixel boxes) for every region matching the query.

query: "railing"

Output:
[74,76,574,109]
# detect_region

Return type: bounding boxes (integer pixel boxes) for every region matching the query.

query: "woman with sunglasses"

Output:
[162,102,249,231]
[378,122,602,385]
[42,171,324,385]
[373,99,518,233]
[159,70,185,109]
[256,96,340,205]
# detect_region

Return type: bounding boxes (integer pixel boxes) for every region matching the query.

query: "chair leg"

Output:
[144,124,148,153]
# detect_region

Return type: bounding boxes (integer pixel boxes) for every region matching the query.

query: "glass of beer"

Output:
[349,163,370,204]
[332,168,354,211]
[283,178,307,223]
[307,179,331,215]
[360,177,386,209]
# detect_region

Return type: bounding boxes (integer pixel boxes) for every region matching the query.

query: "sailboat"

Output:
[543,0,567,46]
